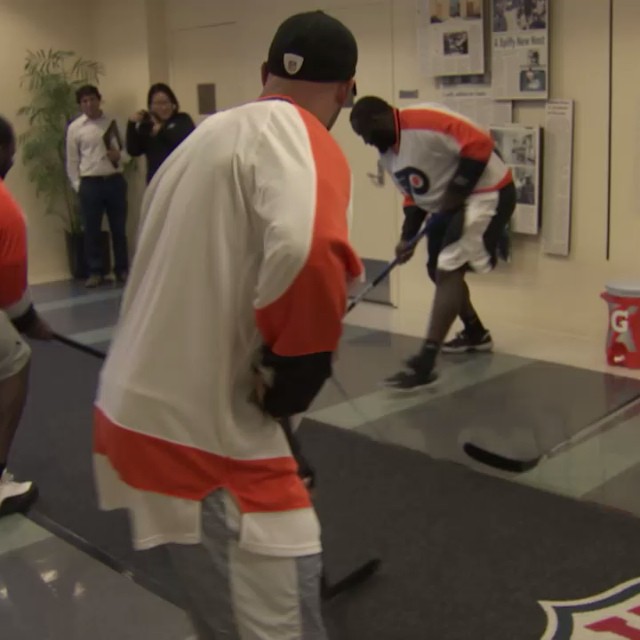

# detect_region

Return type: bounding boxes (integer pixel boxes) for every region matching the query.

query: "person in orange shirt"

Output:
[0,116,53,518]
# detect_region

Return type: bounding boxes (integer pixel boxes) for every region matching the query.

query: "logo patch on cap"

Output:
[283,53,304,75]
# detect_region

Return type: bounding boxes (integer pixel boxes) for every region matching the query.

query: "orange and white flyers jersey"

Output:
[93,97,363,555]
[380,103,512,212]
[0,179,31,320]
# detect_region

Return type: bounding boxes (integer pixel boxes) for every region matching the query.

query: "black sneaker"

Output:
[404,343,439,372]
[405,351,426,371]
[381,369,438,392]
[442,330,493,354]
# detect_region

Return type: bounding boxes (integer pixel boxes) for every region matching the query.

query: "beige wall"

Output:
[0,0,165,282]
[89,0,156,242]
[160,0,636,343]
[2,0,638,345]
[610,0,640,271]
[0,0,94,282]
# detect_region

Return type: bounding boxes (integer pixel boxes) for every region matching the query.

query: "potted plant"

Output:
[17,49,111,279]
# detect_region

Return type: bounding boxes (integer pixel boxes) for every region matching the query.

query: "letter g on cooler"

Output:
[612,310,629,334]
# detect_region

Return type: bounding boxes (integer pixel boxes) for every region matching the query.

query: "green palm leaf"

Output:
[17,49,104,233]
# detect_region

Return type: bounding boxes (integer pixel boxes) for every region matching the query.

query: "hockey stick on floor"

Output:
[463,394,640,473]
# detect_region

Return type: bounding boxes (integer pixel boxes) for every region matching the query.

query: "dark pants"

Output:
[78,174,129,276]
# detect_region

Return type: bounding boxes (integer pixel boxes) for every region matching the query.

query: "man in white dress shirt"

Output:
[65,85,129,287]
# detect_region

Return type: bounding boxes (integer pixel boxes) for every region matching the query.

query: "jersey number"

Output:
[394,167,430,198]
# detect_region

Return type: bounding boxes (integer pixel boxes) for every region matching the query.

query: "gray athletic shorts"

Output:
[167,489,327,640]
[0,311,30,381]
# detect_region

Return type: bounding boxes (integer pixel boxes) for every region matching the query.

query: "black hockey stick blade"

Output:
[321,558,381,600]
[462,442,541,473]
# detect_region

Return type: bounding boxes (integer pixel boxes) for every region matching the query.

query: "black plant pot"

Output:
[65,230,112,280]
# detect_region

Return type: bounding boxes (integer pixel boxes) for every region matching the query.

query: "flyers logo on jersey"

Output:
[540,577,640,639]
[394,167,430,197]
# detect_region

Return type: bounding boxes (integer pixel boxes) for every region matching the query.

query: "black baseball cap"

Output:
[267,11,358,84]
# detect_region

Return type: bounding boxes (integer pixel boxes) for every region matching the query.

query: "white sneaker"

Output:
[0,470,38,518]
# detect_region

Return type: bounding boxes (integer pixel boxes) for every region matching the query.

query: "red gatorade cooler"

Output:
[601,282,640,369]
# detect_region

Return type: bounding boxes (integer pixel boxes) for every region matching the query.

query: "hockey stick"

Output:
[279,415,381,599]
[463,442,539,473]
[346,225,428,313]
[52,332,380,599]
[463,394,640,473]
[329,224,430,423]
[53,332,108,359]
[50,226,427,598]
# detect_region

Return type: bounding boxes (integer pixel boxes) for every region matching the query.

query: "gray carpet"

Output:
[300,422,640,639]
[10,340,640,639]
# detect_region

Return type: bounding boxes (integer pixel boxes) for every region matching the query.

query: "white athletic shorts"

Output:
[167,489,327,640]
[434,183,516,274]
[0,311,30,381]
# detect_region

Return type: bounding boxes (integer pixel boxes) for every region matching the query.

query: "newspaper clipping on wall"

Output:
[437,74,513,128]
[442,95,513,129]
[490,125,542,235]
[491,0,548,100]
[542,100,574,256]
[418,0,485,78]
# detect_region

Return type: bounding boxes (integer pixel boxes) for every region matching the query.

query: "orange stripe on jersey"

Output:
[399,108,494,163]
[255,107,363,358]
[0,181,28,308]
[93,406,312,513]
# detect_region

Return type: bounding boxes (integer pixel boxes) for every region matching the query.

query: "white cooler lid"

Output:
[605,281,640,297]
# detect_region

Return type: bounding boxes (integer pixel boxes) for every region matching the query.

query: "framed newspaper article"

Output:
[418,0,486,78]
[491,0,548,100]
[490,125,542,235]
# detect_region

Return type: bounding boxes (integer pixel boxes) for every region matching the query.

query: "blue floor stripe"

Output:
[36,290,122,313]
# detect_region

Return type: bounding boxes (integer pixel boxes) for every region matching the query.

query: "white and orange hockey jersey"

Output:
[380,103,512,213]
[93,96,363,556]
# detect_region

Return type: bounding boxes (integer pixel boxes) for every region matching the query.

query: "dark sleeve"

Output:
[11,304,38,333]
[126,120,150,157]
[438,157,489,214]
[438,115,494,211]
[158,113,196,152]
[258,347,332,418]
[447,157,489,199]
[401,205,428,241]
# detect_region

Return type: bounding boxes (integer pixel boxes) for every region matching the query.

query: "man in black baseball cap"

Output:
[266,10,357,83]
[261,10,358,130]
[99,11,363,640]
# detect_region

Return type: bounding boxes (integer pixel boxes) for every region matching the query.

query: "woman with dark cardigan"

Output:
[127,83,195,183]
